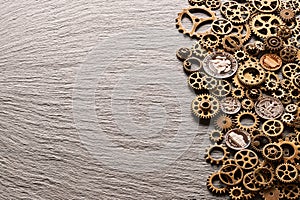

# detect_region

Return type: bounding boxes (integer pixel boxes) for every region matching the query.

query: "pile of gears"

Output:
[175,0,300,199]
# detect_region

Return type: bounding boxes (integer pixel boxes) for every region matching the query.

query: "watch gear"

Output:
[211,19,233,35]
[264,36,283,51]
[229,187,244,200]
[234,149,259,170]
[243,171,261,192]
[199,32,221,50]
[207,172,228,195]
[192,40,209,59]
[262,143,283,161]
[251,0,280,13]
[262,119,284,137]
[241,99,254,110]
[176,47,192,61]
[209,130,223,143]
[237,61,266,87]
[282,63,300,79]
[183,57,203,73]
[212,80,232,97]
[280,46,298,63]
[215,115,234,131]
[222,34,243,52]
[234,50,248,62]
[275,163,299,183]
[253,167,274,187]
[191,94,220,119]
[205,144,230,165]
[251,134,272,153]
[280,8,295,22]
[205,0,221,10]
[188,72,204,90]
[235,110,260,131]
[231,88,245,99]
[219,164,244,186]
[225,3,251,24]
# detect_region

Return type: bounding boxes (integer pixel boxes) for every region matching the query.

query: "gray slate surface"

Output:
[0,0,224,199]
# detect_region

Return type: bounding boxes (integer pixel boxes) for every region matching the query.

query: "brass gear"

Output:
[251,0,280,13]
[192,40,209,59]
[199,32,221,50]
[262,143,283,161]
[243,171,261,192]
[215,115,234,131]
[250,14,283,39]
[205,0,221,10]
[212,80,232,97]
[231,88,245,99]
[219,164,244,186]
[262,119,284,137]
[191,94,220,119]
[207,172,228,195]
[261,187,281,200]
[278,138,299,163]
[188,0,204,6]
[205,144,230,165]
[280,45,298,63]
[264,36,283,51]
[183,57,203,73]
[222,34,243,52]
[282,184,300,200]
[251,134,272,153]
[211,19,233,35]
[276,163,299,183]
[188,72,204,90]
[229,187,244,200]
[276,25,292,39]
[272,88,286,100]
[241,99,254,110]
[231,24,252,44]
[237,61,266,87]
[281,112,295,124]
[235,110,260,131]
[176,6,217,38]
[253,167,274,187]
[280,9,295,22]
[282,63,300,79]
[209,130,223,143]
[234,50,249,62]
[289,87,300,99]
[225,3,251,24]
[234,149,259,170]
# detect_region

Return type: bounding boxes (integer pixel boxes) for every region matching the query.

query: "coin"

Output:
[220,97,241,115]
[260,54,282,71]
[225,128,251,150]
[203,52,238,78]
[255,96,284,119]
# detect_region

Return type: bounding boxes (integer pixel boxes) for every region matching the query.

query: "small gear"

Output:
[289,87,300,99]
[262,143,283,161]
[237,61,266,87]
[243,171,261,192]
[264,36,283,51]
[277,25,292,38]
[192,41,209,59]
[281,113,295,124]
[176,6,217,38]
[229,187,244,200]
[209,130,223,143]
[281,78,292,89]
[285,104,298,113]
[212,80,232,97]
[261,187,281,200]
[234,50,248,62]
[282,63,300,79]
[211,19,233,35]
[241,99,254,110]
[232,74,245,88]
[225,3,251,24]
[276,163,299,183]
[278,138,299,163]
[253,167,274,187]
[265,79,279,91]
[222,34,243,52]
[262,119,284,137]
[200,32,221,50]
[280,46,298,63]
[280,9,295,22]
[188,0,204,5]
[205,0,221,10]
[283,184,300,200]
[205,144,230,165]
[251,134,272,153]
[188,72,204,90]
[202,75,218,90]
[191,94,220,119]
[250,14,283,39]
[183,57,203,73]
[207,172,228,195]
[245,88,263,100]
[215,115,234,131]
[251,0,280,13]
[235,110,260,131]
[231,88,245,99]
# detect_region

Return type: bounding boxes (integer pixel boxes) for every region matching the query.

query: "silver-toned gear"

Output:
[281,113,295,124]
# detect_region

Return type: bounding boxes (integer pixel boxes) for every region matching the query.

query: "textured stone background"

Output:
[0,0,225,199]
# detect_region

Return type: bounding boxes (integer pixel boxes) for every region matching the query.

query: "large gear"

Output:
[250,14,283,39]
[251,0,280,13]
[191,94,220,119]
[176,6,217,38]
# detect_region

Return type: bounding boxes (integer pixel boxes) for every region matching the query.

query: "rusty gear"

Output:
[280,46,298,63]
[215,115,234,131]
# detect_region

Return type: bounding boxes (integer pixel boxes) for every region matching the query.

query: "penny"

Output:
[260,54,282,71]
[255,96,284,119]
[220,97,241,115]
[225,128,251,151]
[203,51,238,78]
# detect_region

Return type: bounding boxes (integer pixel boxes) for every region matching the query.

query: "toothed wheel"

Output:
[229,187,244,200]
[215,115,234,131]
[235,111,260,131]
[205,144,230,165]
[276,163,299,183]
[191,94,220,119]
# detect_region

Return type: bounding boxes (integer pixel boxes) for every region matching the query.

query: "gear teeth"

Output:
[235,110,260,131]
[205,144,229,165]
[229,187,244,200]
